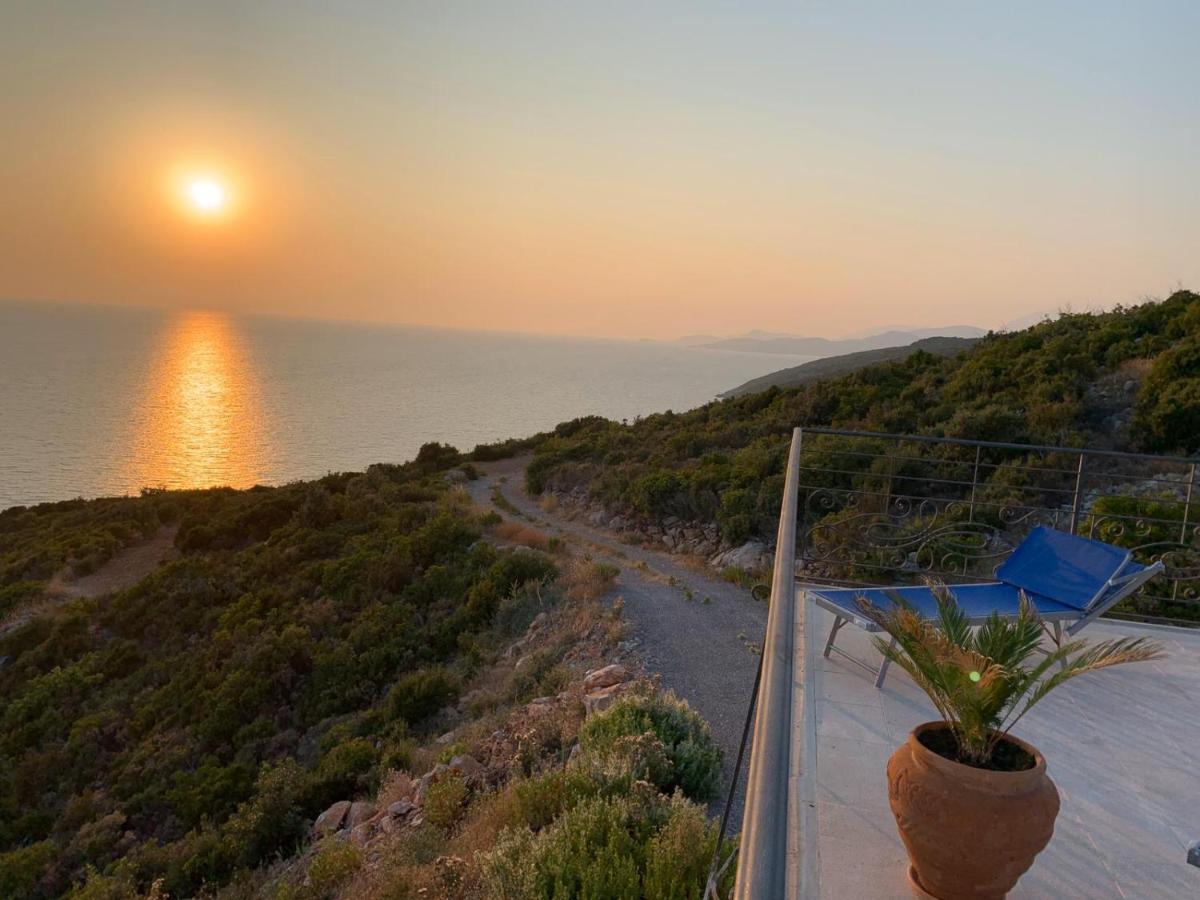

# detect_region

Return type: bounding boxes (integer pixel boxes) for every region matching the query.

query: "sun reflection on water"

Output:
[128,310,270,492]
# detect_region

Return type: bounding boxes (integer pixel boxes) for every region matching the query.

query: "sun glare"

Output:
[169,166,238,222]
[187,177,227,213]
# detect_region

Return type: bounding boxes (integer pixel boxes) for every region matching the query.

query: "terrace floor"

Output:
[804,596,1200,899]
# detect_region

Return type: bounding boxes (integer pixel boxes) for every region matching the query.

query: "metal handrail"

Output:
[733,427,808,898]
[798,425,1199,464]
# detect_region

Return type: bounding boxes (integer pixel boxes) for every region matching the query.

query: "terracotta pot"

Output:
[887,722,1059,900]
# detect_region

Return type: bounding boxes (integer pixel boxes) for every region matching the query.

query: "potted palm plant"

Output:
[858,586,1163,900]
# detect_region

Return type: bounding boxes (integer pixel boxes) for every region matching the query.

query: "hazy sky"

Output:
[2,2,1196,339]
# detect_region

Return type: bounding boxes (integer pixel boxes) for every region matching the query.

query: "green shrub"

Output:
[643,797,735,900]
[0,839,55,900]
[308,738,379,810]
[424,774,469,829]
[1134,333,1200,452]
[386,668,460,725]
[579,692,723,802]
[306,839,362,896]
[481,789,731,900]
[507,768,601,832]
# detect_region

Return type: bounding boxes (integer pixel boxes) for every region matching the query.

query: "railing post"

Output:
[733,427,805,899]
[1181,462,1196,546]
[1068,451,1087,535]
[968,444,982,524]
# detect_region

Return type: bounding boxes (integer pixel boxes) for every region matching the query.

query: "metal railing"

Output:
[733,427,806,898]
[794,427,1198,624]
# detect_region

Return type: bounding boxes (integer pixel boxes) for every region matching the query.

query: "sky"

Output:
[1,1,1196,340]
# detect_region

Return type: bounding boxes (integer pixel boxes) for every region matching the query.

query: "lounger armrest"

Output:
[1066,559,1165,636]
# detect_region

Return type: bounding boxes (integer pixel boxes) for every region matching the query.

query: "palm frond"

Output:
[856,587,1166,767]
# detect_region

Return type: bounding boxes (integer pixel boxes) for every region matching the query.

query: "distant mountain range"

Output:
[692,325,986,356]
[721,335,980,398]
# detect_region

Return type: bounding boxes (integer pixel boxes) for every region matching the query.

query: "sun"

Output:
[187,177,227,213]
[184,177,226,217]
[168,166,239,222]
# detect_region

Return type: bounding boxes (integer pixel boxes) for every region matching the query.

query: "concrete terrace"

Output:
[806,597,1200,899]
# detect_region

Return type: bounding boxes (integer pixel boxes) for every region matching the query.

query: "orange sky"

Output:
[1,3,1196,339]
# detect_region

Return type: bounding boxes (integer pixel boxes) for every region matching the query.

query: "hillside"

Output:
[720,335,979,398]
[0,448,732,898]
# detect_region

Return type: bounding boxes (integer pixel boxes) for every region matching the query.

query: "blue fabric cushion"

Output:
[995,526,1130,611]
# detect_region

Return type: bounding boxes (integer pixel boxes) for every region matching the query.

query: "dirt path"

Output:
[55,524,179,599]
[2,526,179,641]
[468,458,768,825]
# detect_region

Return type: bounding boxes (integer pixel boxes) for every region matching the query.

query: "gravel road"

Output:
[468,459,769,827]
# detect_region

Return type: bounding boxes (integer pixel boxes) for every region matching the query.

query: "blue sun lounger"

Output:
[808,526,1165,688]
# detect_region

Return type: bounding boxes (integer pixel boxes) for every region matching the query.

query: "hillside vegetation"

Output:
[0,447,730,898]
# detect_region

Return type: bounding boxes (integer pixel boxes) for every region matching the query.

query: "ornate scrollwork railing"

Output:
[793,428,1199,625]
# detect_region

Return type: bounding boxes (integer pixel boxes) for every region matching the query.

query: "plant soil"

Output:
[918,726,1035,772]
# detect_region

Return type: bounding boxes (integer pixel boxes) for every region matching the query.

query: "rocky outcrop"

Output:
[583,664,627,692]
[345,801,375,830]
[710,540,770,571]
[312,800,351,836]
[584,682,631,715]
[582,664,633,716]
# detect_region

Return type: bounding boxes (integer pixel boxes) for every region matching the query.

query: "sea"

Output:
[0,302,810,509]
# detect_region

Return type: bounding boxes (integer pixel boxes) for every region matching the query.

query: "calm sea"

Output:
[0,303,809,509]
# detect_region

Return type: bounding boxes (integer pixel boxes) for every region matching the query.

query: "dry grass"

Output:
[1120,357,1155,377]
[491,520,553,551]
[538,494,560,513]
[560,557,619,603]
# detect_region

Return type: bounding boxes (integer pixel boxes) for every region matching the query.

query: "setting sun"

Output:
[187,177,227,213]
[168,166,239,222]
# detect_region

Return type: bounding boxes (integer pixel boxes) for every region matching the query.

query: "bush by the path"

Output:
[578,691,724,803]
[481,789,732,900]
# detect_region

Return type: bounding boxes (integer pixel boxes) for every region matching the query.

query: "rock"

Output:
[514,654,533,671]
[662,534,677,551]
[346,801,375,830]
[379,813,399,835]
[584,682,630,716]
[313,800,351,836]
[443,469,469,485]
[504,637,528,660]
[711,540,770,571]
[435,729,457,745]
[584,664,628,692]
[618,639,640,652]
[530,695,557,705]
[448,754,486,782]
[528,612,548,633]
[349,820,375,846]
[388,799,416,818]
